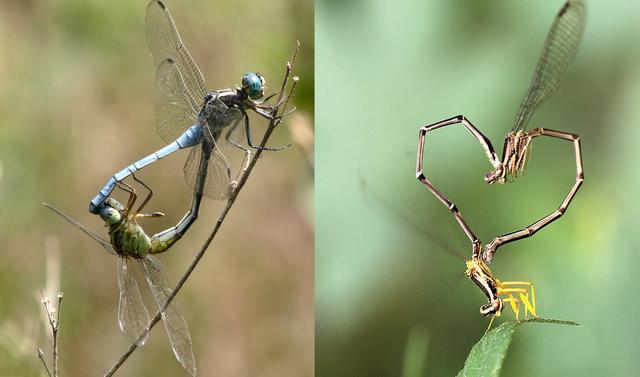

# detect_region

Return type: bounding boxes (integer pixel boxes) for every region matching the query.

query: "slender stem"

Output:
[38,348,52,377]
[104,42,300,377]
[39,291,63,377]
[53,293,63,377]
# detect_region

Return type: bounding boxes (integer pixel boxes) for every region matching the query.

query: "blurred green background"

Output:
[0,0,313,376]
[317,0,640,376]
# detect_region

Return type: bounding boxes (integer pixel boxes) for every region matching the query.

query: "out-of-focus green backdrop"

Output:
[317,0,640,376]
[0,0,313,376]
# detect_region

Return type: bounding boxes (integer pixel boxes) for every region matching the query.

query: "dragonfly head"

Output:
[98,198,124,225]
[241,72,265,101]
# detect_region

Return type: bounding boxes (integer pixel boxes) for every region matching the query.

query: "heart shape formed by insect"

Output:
[416,115,583,264]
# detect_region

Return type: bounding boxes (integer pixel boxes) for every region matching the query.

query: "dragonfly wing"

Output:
[146,0,207,105]
[117,257,150,346]
[512,0,587,132]
[155,58,200,143]
[141,255,196,377]
[42,202,117,256]
[219,107,247,151]
[183,142,232,200]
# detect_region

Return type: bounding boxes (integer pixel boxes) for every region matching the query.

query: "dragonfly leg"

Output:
[417,115,500,253]
[130,173,154,215]
[261,91,281,103]
[115,180,138,217]
[224,116,252,155]
[221,122,251,183]
[482,128,583,263]
[244,111,291,151]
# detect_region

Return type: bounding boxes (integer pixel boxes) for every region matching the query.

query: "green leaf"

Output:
[456,318,581,377]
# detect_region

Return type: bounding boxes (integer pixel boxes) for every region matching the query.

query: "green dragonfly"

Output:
[44,175,202,376]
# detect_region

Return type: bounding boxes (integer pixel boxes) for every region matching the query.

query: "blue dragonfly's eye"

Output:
[241,72,265,100]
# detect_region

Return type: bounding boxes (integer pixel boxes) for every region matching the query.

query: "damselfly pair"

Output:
[417,1,586,321]
[45,1,298,375]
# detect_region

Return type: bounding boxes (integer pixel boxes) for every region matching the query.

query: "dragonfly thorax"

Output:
[109,220,152,258]
[465,257,503,317]
[200,90,246,135]
[485,130,532,184]
[100,198,152,258]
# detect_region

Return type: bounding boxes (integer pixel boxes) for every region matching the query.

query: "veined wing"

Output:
[512,0,586,132]
[141,255,196,377]
[357,178,467,262]
[117,257,150,346]
[146,0,207,112]
[183,141,233,200]
[221,107,247,151]
[357,176,466,315]
[42,202,117,256]
[183,105,245,200]
[155,58,201,143]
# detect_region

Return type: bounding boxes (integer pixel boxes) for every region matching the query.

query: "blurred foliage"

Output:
[0,0,313,376]
[317,0,640,376]
[456,319,580,377]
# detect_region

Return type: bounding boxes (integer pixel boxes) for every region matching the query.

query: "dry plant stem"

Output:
[38,348,52,377]
[54,293,62,377]
[104,43,299,377]
[39,292,63,377]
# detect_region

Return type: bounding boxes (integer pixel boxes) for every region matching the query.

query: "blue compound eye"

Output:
[242,72,265,100]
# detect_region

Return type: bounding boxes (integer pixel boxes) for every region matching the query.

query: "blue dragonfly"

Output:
[90,0,291,214]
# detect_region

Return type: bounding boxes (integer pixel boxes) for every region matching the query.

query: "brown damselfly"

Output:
[416,0,586,318]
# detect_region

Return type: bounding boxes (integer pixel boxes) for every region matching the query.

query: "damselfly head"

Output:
[480,298,503,317]
[241,72,265,100]
[99,198,124,225]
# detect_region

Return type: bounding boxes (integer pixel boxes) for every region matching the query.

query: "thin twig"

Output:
[104,42,300,377]
[38,291,63,377]
[53,293,63,377]
[38,348,52,377]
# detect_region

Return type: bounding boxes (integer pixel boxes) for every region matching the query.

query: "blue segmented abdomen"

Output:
[89,124,203,213]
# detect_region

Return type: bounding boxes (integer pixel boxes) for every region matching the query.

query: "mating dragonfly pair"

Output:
[45,1,297,376]
[416,0,586,321]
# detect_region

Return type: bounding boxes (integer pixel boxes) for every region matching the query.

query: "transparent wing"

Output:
[42,202,117,255]
[357,178,466,262]
[146,0,207,108]
[221,108,247,150]
[141,255,196,377]
[183,141,232,200]
[357,176,466,317]
[117,257,150,346]
[155,58,201,143]
[512,0,587,132]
